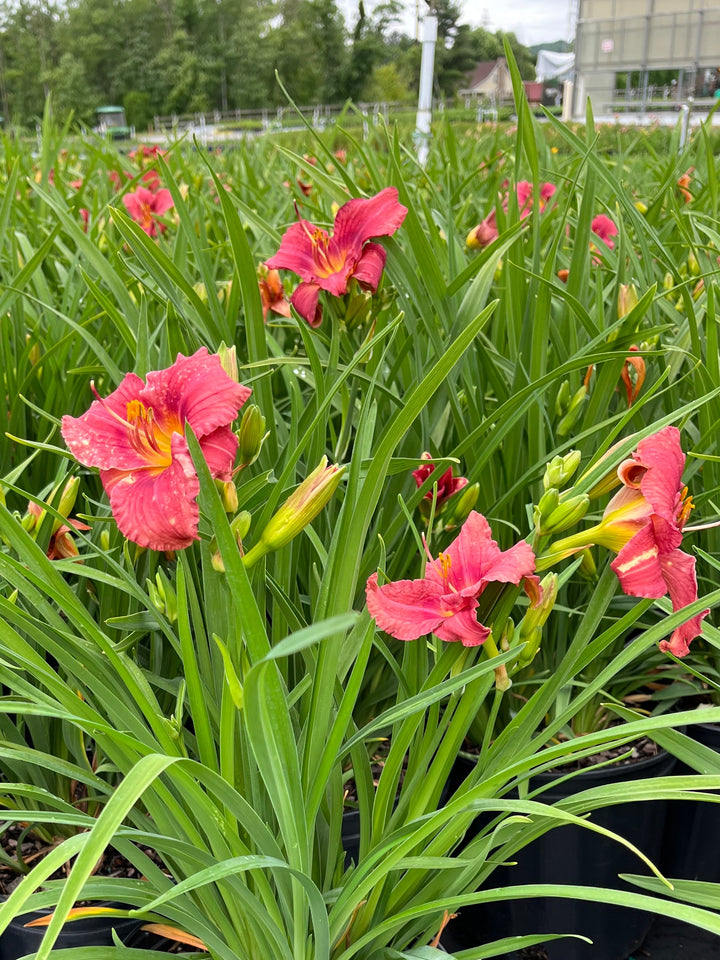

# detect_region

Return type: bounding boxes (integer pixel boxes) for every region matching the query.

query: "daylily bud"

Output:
[236,404,267,469]
[21,511,36,532]
[542,494,590,534]
[212,512,252,572]
[579,547,597,579]
[494,258,504,282]
[26,336,41,366]
[445,482,480,529]
[687,251,701,277]
[246,458,344,562]
[518,573,558,666]
[693,278,704,301]
[100,529,110,552]
[617,283,638,320]
[231,510,252,544]
[193,282,208,304]
[555,380,571,417]
[557,385,588,436]
[634,200,648,215]
[54,477,80,529]
[217,342,239,382]
[533,487,559,532]
[216,479,238,514]
[557,268,569,283]
[345,282,373,328]
[543,451,582,491]
[156,572,177,622]
[663,271,674,291]
[147,578,163,614]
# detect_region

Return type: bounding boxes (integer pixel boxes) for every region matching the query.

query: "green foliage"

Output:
[2,72,720,960]
[0,0,537,121]
[124,90,153,131]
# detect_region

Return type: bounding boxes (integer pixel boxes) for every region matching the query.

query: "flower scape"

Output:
[1,92,720,960]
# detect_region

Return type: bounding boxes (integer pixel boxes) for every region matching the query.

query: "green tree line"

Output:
[0,0,535,129]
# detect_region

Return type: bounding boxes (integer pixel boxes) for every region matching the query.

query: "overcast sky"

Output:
[340,0,574,47]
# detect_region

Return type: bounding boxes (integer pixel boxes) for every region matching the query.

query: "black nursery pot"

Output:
[0,901,162,960]
[441,747,676,960]
[342,809,361,868]
[661,720,720,883]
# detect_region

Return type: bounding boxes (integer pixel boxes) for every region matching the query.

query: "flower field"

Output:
[2,78,720,960]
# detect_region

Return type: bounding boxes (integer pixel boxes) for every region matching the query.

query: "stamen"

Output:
[438,552,453,590]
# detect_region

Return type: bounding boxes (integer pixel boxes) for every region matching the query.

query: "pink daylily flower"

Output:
[515,180,556,214]
[466,209,498,249]
[27,500,90,561]
[366,511,537,647]
[412,452,468,505]
[591,214,618,250]
[467,181,555,250]
[265,187,408,326]
[61,349,251,552]
[122,186,174,237]
[258,266,292,322]
[549,426,708,657]
[602,426,708,656]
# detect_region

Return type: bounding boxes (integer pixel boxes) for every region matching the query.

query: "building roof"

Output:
[463,58,507,89]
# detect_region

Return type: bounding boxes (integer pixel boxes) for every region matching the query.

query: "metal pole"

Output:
[415,13,437,168]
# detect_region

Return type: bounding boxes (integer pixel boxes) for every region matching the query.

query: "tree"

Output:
[274,0,348,105]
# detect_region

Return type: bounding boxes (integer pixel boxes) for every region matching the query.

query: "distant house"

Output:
[459,58,513,101]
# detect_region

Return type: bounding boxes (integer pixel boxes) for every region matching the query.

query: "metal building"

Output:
[573,0,720,117]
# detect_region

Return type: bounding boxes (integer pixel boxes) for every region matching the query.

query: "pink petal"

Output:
[657,549,709,657]
[103,434,200,551]
[426,511,535,595]
[61,373,150,472]
[635,426,685,525]
[660,547,701,610]
[332,187,408,252]
[659,611,709,657]
[467,212,499,248]
[434,607,490,647]
[611,523,666,599]
[540,183,556,202]
[591,214,617,248]
[122,192,142,220]
[290,283,323,327]
[515,181,533,212]
[366,572,454,641]
[265,220,326,280]
[199,425,239,480]
[141,348,251,439]
[151,188,174,215]
[352,242,387,292]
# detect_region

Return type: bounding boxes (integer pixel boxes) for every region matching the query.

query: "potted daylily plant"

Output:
[4,72,720,960]
[3,385,720,959]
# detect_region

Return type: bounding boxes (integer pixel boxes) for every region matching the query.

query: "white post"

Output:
[679,97,693,152]
[562,80,574,122]
[415,13,437,167]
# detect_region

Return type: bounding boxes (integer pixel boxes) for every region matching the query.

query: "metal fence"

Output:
[151,102,415,138]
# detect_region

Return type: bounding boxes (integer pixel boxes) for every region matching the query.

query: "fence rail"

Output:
[151,101,417,136]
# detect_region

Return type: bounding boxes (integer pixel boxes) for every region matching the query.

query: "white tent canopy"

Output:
[536,49,575,83]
